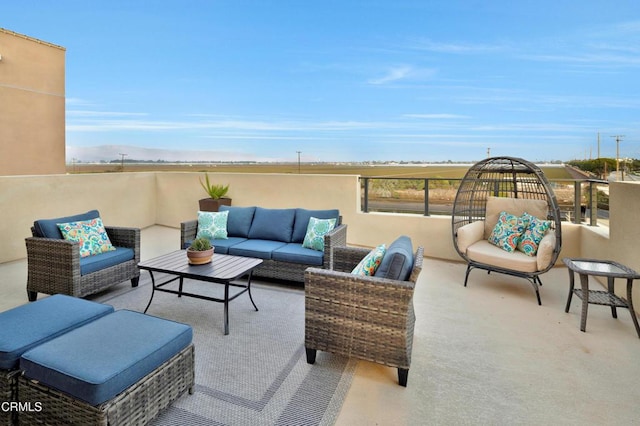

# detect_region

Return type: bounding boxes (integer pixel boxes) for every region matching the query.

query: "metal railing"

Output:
[360,177,609,226]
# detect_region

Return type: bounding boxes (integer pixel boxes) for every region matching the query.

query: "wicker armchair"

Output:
[305,244,424,386]
[26,217,140,301]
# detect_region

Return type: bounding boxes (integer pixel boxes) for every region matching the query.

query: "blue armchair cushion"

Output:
[20,310,193,406]
[219,206,256,238]
[79,247,135,275]
[248,208,296,242]
[292,209,340,243]
[272,243,325,266]
[0,295,113,370]
[33,210,100,239]
[374,235,415,281]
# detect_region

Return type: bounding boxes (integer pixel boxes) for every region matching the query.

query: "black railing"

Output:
[360,177,609,226]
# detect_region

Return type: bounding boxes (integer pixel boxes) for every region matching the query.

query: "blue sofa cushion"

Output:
[183,237,247,254]
[219,206,256,238]
[79,247,135,275]
[20,310,193,406]
[374,235,415,281]
[292,209,340,243]
[272,243,324,266]
[228,239,287,260]
[0,295,113,370]
[248,208,296,242]
[33,210,100,239]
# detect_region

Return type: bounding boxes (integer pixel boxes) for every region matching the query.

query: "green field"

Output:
[71,163,574,180]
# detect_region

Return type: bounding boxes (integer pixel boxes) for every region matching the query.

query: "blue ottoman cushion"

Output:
[0,294,113,370]
[374,235,415,281]
[20,310,193,406]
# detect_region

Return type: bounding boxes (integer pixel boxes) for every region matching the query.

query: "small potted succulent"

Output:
[198,173,232,212]
[186,237,214,265]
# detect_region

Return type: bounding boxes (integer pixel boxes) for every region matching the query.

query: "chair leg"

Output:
[131,276,140,287]
[305,347,316,364]
[398,368,408,387]
[27,290,38,302]
[463,265,472,287]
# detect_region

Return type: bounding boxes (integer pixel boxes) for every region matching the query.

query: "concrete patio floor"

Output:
[2,226,639,425]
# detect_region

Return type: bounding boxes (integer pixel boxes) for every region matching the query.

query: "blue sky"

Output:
[4,1,640,162]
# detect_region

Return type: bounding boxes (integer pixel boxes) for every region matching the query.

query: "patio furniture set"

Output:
[10,158,639,423]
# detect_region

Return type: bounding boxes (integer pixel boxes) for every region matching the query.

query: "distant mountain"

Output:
[66,145,279,163]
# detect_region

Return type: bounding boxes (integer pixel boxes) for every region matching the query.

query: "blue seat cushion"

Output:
[228,239,287,260]
[0,295,113,370]
[291,209,340,243]
[248,208,296,242]
[272,243,324,266]
[20,310,193,406]
[79,247,135,275]
[219,206,256,238]
[374,235,415,281]
[183,237,246,254]
[33,210,100,239]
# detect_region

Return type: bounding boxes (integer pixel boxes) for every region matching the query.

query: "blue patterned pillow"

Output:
[196,210,229,240]
[57,218,116,258]
[302,217,337,251]
[488,211,528,253]
[517,212,551,256]
[352,244,386,276]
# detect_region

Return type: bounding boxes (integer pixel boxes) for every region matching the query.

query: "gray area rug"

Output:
[91,273,356,426]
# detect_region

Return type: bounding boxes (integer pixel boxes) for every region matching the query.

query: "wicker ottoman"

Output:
[0,295,114,426]
[18,310,194,426]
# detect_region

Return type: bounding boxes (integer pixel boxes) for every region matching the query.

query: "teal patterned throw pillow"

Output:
[302,217,337,251]
[196,210,229,240]
[352,244,386,276]
[487,211,528,253]
[57,218,116,258]
[517,212,551,256]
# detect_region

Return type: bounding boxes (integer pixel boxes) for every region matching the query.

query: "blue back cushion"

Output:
[33,210,101,239]
[291,209,340,243]
[219,206,256,238]
[0,295,113,370]
[374,235,415,281]
[248,208,296,242]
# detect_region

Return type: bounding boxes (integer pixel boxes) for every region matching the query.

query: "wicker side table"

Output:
[563,258,640,338]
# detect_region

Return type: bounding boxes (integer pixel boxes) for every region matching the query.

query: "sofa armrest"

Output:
[180,220,198,249]
[455,221,485,253]
[536,230,556,271]
[322,223,348,269]
[105,226,140,262]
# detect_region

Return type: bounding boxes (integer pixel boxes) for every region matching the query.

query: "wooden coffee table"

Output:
[138,250,263,335]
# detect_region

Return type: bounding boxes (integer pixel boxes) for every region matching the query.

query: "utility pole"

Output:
[610,135,625,181]
[597,132,600,158]
[487,147,491,158]
[296,151,301,174]
[119,153,127,172]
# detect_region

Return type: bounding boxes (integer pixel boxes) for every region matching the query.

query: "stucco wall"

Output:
[0,29,66,175]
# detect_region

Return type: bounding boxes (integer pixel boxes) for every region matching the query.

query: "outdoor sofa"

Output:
[181,206,347,282]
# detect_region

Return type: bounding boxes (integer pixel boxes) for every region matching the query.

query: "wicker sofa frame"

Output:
[305,245,424,386]
[180,219,347,283]
[26,226,140,301]
[17,343,194,426]
[451,156,563,305]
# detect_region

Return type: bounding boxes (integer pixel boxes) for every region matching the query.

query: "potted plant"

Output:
[186,237,214,265]
[198,173,232,212]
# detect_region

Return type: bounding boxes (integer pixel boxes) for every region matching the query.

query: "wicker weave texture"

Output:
[305,246,424,370]
[26,226,140,299]
[17,344,194,426]
[1,369,19,426]
[181,220,348,283]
